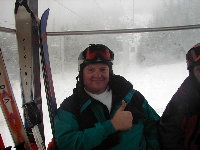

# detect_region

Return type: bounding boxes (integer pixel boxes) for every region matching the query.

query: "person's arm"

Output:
[142,99,161,150]
[54,109,116,150]
[159,97,185,150]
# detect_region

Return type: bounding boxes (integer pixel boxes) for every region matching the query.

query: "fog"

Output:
[0,0,200,148]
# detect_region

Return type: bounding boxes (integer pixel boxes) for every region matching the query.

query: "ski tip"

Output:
[14,0,20,14]
[40,8,50,30]
[41,8,50,19]
[14,0,31,14]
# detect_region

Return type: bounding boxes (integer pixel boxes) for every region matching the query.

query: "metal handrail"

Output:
[1,24,200,36]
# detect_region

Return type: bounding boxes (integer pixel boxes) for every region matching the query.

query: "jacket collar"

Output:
[109,75,133,106]
[74,75,133,112]
[180,75,200,100]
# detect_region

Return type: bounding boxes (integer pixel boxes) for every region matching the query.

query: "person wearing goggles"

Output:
[159,43,200,150]
[54,44,160,150]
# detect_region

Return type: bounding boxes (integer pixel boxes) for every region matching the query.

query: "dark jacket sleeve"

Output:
[159,92,186,150]
[132,91,161,150]
[142,97,161,150]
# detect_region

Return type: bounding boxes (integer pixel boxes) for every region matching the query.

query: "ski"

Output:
[39,9,57,140]
[14,0,45,149]
[0,134,5,149]
[31,2,45,146]
[0,49,31,150]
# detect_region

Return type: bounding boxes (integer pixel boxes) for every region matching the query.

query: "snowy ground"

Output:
[0,61,188,148]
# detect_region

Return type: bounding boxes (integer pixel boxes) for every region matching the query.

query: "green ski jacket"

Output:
[54,75,160,150]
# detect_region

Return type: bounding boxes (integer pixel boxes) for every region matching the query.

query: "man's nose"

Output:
[93,69,102,77]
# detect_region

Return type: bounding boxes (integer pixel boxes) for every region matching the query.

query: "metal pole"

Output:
[1,24,200,35]
[133,0,134,25]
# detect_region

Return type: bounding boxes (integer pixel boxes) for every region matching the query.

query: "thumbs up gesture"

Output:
[111,100,133,131]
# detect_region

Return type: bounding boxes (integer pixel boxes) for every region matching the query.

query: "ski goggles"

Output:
[83,48,114,61]
[190,50,200,62]
[190,44,200,62]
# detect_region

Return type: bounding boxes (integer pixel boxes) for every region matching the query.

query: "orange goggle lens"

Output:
[191,49,200,62]
[85,49,112,60]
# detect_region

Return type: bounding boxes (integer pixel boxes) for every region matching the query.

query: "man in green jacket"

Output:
[54,44,160,150]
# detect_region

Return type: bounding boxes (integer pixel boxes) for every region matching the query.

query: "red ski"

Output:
[0,49,32,150]
[0,134,5,149]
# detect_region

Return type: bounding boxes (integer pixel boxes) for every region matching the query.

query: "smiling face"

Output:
[193,65,200,83]
[83,63,110,94]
